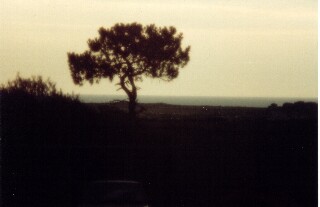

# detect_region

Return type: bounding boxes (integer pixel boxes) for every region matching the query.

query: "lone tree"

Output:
[68,23,190,117]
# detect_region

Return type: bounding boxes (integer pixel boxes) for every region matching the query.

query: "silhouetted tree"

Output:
[68,23,190,117]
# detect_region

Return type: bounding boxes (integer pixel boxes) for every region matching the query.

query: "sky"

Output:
[0,0,317,98]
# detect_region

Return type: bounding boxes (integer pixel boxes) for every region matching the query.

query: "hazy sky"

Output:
[0,0,317,97]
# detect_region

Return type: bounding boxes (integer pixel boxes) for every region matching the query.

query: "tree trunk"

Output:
[128,95,137,118]
[120,74,137,119]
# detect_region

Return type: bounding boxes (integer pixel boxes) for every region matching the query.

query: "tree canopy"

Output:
[68,23,190,116]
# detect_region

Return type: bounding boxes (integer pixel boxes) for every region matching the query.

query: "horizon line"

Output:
[79,94,318,100]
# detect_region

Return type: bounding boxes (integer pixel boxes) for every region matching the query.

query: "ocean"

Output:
[79,95,317,108]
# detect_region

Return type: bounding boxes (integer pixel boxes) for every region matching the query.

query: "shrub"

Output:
[0,74,78,101]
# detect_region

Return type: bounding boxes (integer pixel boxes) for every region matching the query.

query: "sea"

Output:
[79,95,317,108]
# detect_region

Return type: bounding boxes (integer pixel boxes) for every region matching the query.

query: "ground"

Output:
[2,97,317,207]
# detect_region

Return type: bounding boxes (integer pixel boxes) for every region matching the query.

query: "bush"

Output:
[1,74,78,100]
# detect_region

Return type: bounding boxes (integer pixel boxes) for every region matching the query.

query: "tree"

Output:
[68,23,190,117]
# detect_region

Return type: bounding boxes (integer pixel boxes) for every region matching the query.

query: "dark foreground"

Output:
[1,95,317,207]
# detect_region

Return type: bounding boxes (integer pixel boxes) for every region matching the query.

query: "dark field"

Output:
[1,94,317,207]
